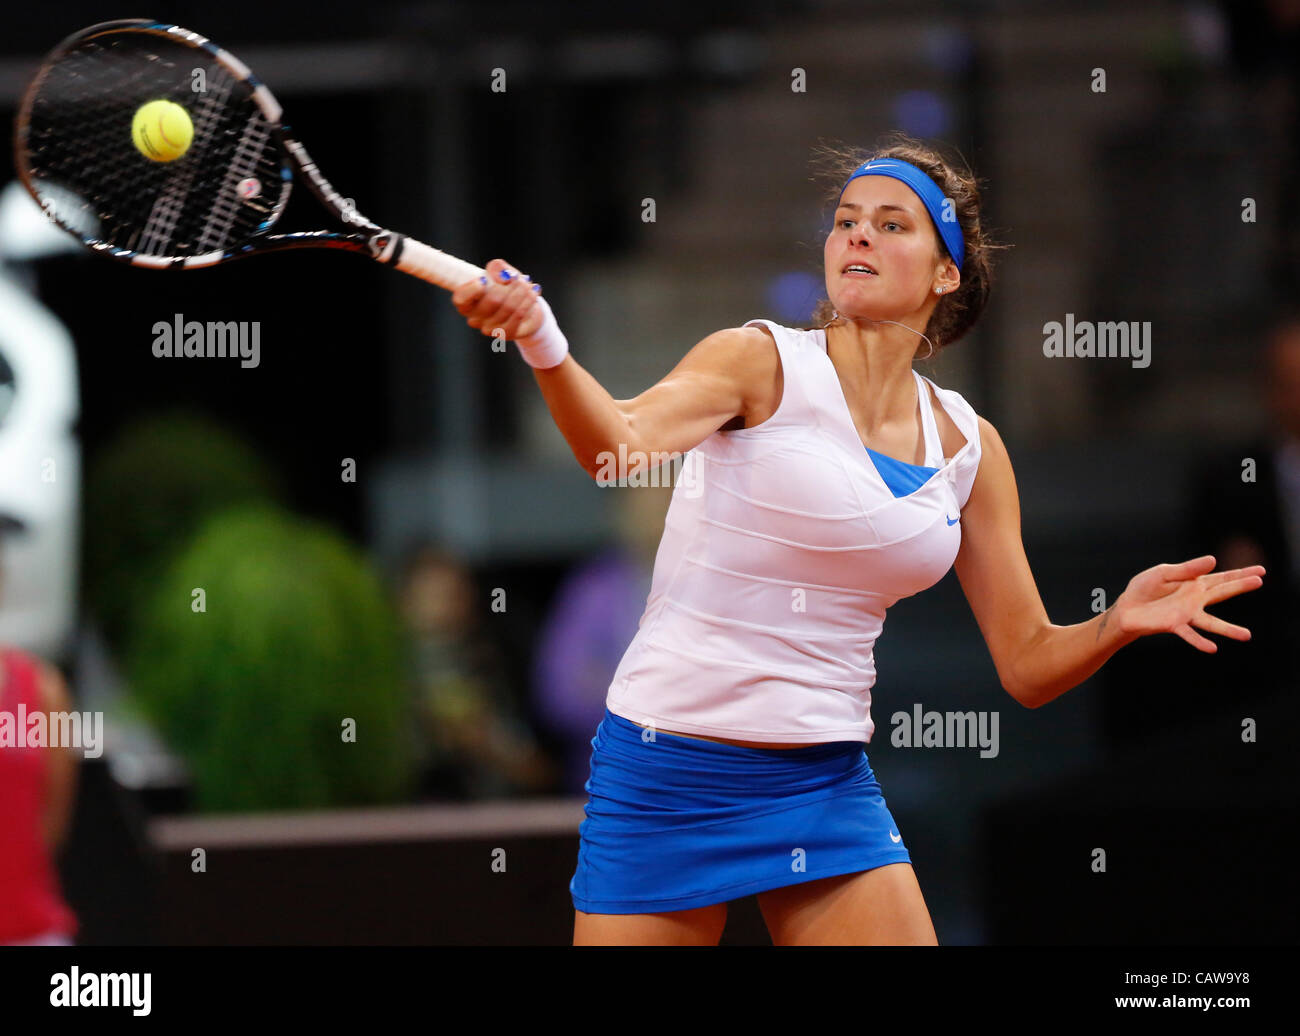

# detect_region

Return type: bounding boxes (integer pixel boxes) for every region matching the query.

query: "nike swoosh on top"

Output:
[946,515,960,525]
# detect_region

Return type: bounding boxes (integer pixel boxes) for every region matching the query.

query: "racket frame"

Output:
[14,18,484,288]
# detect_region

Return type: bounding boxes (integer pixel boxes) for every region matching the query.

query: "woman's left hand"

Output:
[1114,555,1266,652]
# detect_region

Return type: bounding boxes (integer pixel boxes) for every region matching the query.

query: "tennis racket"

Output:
[14,18,486,289]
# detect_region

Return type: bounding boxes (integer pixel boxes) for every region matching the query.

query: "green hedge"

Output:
[85,412,280,655]
[127,505,416,812]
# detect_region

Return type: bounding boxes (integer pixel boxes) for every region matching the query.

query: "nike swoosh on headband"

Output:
[840,158,965,272]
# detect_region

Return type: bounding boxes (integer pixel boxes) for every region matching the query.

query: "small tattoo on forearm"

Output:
[1097,605,1113,641]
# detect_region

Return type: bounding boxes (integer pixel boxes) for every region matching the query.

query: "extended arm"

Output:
[952,418,1264,709]
[450,259,775,479]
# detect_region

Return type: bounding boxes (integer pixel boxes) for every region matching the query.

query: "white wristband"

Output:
[513,294,569,369]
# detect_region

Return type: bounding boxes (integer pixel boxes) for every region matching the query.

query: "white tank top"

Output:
[604,318,984,744]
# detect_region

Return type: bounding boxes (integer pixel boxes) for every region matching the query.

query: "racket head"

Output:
[14,18,300,269]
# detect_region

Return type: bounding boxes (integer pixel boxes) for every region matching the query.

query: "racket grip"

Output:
[390,235,485,290]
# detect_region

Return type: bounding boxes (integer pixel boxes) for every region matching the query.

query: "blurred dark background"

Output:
[0,0,1295,946]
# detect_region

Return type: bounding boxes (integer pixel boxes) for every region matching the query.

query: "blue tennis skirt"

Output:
[570,708,912,914]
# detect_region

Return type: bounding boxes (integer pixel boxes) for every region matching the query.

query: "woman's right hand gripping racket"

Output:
[15,18,569,365]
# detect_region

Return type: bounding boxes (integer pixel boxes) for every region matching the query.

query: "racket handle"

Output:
[383,233,568,367]
[388,235,485,290]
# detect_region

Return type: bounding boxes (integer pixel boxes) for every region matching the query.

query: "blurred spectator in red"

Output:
[0,514,79,945]
[397,541,556,800]
[532,484,673,795]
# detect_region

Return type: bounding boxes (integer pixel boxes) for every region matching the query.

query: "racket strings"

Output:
[141,67,237,255]
[197,110,272,253]
[21,31,287,258]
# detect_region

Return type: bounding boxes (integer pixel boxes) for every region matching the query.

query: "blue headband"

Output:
[839,158,964,271]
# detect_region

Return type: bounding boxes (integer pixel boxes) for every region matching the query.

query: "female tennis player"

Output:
[450,135,1266,946]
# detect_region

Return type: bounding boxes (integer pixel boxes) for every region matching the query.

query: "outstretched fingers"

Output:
[1142,558,1265,651]
[1175,622,1219,653]
[1165,555,1218,577]
[1200,564,1266,584]
[1189,609,1252,642]
[1200,570,1266,606]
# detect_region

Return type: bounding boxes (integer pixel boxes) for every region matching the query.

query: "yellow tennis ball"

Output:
[132,100,193,163]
